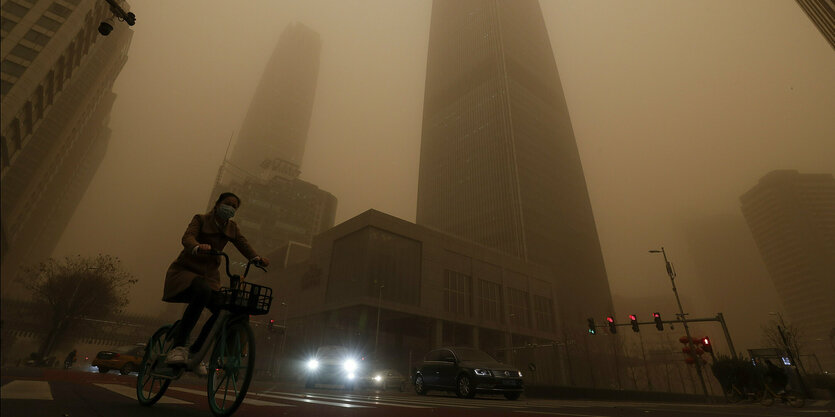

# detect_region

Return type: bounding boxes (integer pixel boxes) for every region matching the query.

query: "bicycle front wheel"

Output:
[787,393,806,408]
[207,320,255,417]
[760,390,775,407]
[137,324,174,406]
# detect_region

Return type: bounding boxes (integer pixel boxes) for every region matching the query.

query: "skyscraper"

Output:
[741,170,835,373]
[1,0,133,293]
[795,0,835,50]
[209,22,335,256]
[417,0,613,328]
[228,22,321,172]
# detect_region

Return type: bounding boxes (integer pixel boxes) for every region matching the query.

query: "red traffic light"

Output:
[702,337,710,345]
[653,312,660,318]
[629,314,637,321]
[606,316,614,323]
[270,319,275,323]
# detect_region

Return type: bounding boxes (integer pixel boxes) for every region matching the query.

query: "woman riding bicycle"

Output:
[162,192,269,370]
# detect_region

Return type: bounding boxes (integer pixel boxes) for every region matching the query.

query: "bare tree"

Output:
[761,319,806,371]
[20,254,137,357]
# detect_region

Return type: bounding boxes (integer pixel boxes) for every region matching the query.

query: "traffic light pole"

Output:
[652,247,711,403]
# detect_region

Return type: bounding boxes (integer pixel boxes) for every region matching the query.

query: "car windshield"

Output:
[317,346,347,358]
[113,345,138,353]
[455,348,497,362]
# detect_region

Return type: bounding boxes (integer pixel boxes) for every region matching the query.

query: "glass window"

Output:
[533,295,554,332]
[1,59,26,78]
[1,1,30,18]
[24,29,51,46]
[507,287,530,328]
[36,15,62,32]
[0,79,12,96]
[443,270,471,316]
[477,279,502,322]
[48,2,73,18]
[1,16,18,34]
[11,44,39,62]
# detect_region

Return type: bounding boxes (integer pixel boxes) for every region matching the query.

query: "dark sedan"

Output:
[413,347,523,400]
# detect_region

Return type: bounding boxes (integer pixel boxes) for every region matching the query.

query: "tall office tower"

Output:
[795,0,835,50]
[417,0,614,328]
[0,0,133,294]
[741,170,835,373]
[228,22,321,173]
[210,22,335,257]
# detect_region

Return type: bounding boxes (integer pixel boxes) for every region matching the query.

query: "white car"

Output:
[304,346,362,390]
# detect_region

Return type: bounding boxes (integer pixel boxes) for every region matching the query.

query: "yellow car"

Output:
[92,344,145,375]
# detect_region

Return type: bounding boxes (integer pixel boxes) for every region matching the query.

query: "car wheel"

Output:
[98,366,110,373]
[456,374,475,399]
[414,375,428,395]
[120,363,135,375]
[504,392,521,401]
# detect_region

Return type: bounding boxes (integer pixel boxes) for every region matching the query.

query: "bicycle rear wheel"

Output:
[760,390,775,407]
[137,324,175,406]
[724,386,743,403]
[207,320,255,417]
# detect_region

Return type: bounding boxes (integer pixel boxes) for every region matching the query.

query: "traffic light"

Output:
[606,316,616,334]
[587,318,596,335]
[653,312,663,331]
[269,319,275,331]
[629,314,639,332]
[702,336,712,352]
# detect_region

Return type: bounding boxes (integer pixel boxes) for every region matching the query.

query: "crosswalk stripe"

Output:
[168,387,294,407]
[1,381,53,400]
[257,391,429,408]
[255,392,371,408]
[94,383,191,404]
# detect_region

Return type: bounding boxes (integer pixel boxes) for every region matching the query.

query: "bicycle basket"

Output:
[220,281,272,315]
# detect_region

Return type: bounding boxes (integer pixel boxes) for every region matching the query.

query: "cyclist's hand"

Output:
[192,243,212,255]
[258,257,270,267]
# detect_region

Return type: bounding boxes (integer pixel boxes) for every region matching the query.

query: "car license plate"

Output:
[501,380,517,386]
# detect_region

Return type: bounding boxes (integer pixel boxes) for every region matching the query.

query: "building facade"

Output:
[1,0,133,292]
[268,209,575,386]
[795,0,835,51]
[228,21,321,172]
[740,170,835,373]
[208,161,336,259]
[417,0,613,331]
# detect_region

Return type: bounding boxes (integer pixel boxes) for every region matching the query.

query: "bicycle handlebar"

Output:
[197,249,267,284]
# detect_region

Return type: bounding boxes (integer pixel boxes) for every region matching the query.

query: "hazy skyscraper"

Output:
[741,170,835,372]
[210,22,334,257]
[417,0,614,329]
[1,0,133,292]
[228,22,321,172]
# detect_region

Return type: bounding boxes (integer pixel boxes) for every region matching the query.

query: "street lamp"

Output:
[649,247,710,402]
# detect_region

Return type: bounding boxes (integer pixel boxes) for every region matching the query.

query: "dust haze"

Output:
[52,0,835,352]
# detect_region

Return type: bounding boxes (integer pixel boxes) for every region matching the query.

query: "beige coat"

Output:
[162,212,258,302]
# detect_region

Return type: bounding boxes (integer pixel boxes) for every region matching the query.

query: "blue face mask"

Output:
[216,204,236,220]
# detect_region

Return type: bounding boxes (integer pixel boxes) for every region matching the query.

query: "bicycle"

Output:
[136,250,272,417]
[760,383,805,408]
[723,383,761,403]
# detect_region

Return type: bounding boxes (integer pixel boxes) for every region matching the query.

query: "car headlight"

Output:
[347,372,356,380]
[374,375,382,382]
[517,371,523,377]
[306,359,319,370]
[473,369,492,376]
[343,359,358,372]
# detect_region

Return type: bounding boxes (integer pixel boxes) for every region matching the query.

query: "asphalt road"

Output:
[1,368,830,417]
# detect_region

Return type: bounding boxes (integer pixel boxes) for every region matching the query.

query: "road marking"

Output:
[255,392,371,408]
[95,383,191,404]
[168,387,294,407]
[257,391,429,408]
[269,391,497,409]
[514,412,608,417]
[0,381,53,400]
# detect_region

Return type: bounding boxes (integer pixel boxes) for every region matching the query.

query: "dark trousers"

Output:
[169,277,222,353]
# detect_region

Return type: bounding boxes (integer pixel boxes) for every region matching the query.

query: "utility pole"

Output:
[649,247,710,403]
